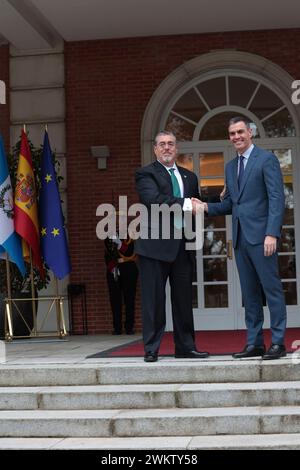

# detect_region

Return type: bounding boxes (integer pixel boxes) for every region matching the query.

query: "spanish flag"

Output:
[14,129,44,277]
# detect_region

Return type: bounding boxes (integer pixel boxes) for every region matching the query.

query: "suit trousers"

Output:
[234,226,287,345]
[138,239,196,354]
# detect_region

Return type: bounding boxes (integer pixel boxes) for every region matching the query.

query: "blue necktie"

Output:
[238,155,245,190]
[169,168,182,229]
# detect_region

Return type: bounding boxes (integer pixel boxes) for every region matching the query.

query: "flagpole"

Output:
[5,253,11,299]
[29,247,37,335]
[54,276,60,334]
[40,128,69,337]
[4,253,13,339]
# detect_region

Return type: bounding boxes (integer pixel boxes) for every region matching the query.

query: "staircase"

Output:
[0,359,300,449]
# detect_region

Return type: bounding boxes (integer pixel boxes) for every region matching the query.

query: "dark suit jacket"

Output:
[208,145,285,247]
[135,160,200,262]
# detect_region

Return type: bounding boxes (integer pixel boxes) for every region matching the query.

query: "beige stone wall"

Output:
[9,45,69,333]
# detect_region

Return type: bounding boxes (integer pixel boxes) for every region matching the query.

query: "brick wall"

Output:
[65,28,300,333]
[0,45,9,149]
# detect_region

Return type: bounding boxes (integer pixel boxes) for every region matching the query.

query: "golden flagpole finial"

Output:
[45,124,48,132]
[23,124,26,133]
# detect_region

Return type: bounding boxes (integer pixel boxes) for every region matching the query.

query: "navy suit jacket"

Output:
[208,145,285,247]
[135,160,200,262]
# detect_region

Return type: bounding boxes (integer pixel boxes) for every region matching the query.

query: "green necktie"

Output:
[169,168,181,197]
[169,168,182,229]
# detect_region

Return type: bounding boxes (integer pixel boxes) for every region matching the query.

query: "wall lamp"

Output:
[90,145,110,169]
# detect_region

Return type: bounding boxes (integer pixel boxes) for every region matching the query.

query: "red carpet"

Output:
[89,328,300,357]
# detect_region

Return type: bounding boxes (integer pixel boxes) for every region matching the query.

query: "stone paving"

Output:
[1,333,255,365]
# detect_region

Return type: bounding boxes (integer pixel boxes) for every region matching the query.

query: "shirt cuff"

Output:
[183,198,192,211]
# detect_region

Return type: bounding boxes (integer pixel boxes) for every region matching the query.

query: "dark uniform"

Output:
[104,236,138,335]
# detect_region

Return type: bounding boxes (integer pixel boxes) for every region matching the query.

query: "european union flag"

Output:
[39,131,71,279]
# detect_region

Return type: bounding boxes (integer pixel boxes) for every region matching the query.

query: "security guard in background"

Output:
[104,233,138,335]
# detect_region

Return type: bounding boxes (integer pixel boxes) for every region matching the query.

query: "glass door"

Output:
[176,144,240,330]
[196,146,239,329]
[252,143,299,328]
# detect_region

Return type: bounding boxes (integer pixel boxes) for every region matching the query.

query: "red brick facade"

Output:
[0,45,10,150]
[65,28,300,333]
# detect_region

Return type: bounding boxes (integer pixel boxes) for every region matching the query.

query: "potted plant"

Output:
[0,134,61,337]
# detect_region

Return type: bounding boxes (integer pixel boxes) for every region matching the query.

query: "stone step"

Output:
[0,406,300,437]
[0,358,298,386]
[0,434,300,449]
[1,381,300,410]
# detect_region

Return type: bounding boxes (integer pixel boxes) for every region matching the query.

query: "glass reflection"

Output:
[200,184,225,203]
[249,84,283,119]
[197,77,226,109]
[203,258,227,282]
[204,285,228,308]
[200,183,226,227]
[283,208,294,226]
[283,182,294,225]
[199,112,254,140]
[279,255,296,279]
[166,114,195,141]
[173,88,206,122]
[176,154,193,171]
[229,77,258,108]
[284,182,294,209]
[264,108,296,137]
[204,215,226,229]
[273,149,292,173]
[278,229,295,253]
[199,153,224,177]
[203,231,227,256]
[282,282,297,305]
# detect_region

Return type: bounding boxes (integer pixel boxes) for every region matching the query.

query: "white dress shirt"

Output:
[158,161,192,211]
[238,144,254,175]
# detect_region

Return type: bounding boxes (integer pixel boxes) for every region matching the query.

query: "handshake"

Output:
[191,198,208,215]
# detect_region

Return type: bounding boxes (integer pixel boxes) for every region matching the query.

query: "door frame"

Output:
[186,141,240,330]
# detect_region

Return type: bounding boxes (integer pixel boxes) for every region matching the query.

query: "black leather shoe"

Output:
[232,344,266,359]
[126,330,135,335]
[112,330,122,335]
[262,344,286,360]
[175,350,210,359]
[144,352,158,362]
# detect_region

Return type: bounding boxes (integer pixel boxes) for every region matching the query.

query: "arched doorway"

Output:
[141,52,300,330]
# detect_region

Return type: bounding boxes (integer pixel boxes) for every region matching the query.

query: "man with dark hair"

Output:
[135,131,209,362]
[195,117,287,360]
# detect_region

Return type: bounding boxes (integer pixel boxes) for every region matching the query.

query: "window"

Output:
[165,74,296,140]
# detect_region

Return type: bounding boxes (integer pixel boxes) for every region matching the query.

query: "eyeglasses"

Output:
[155,141,176,148]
